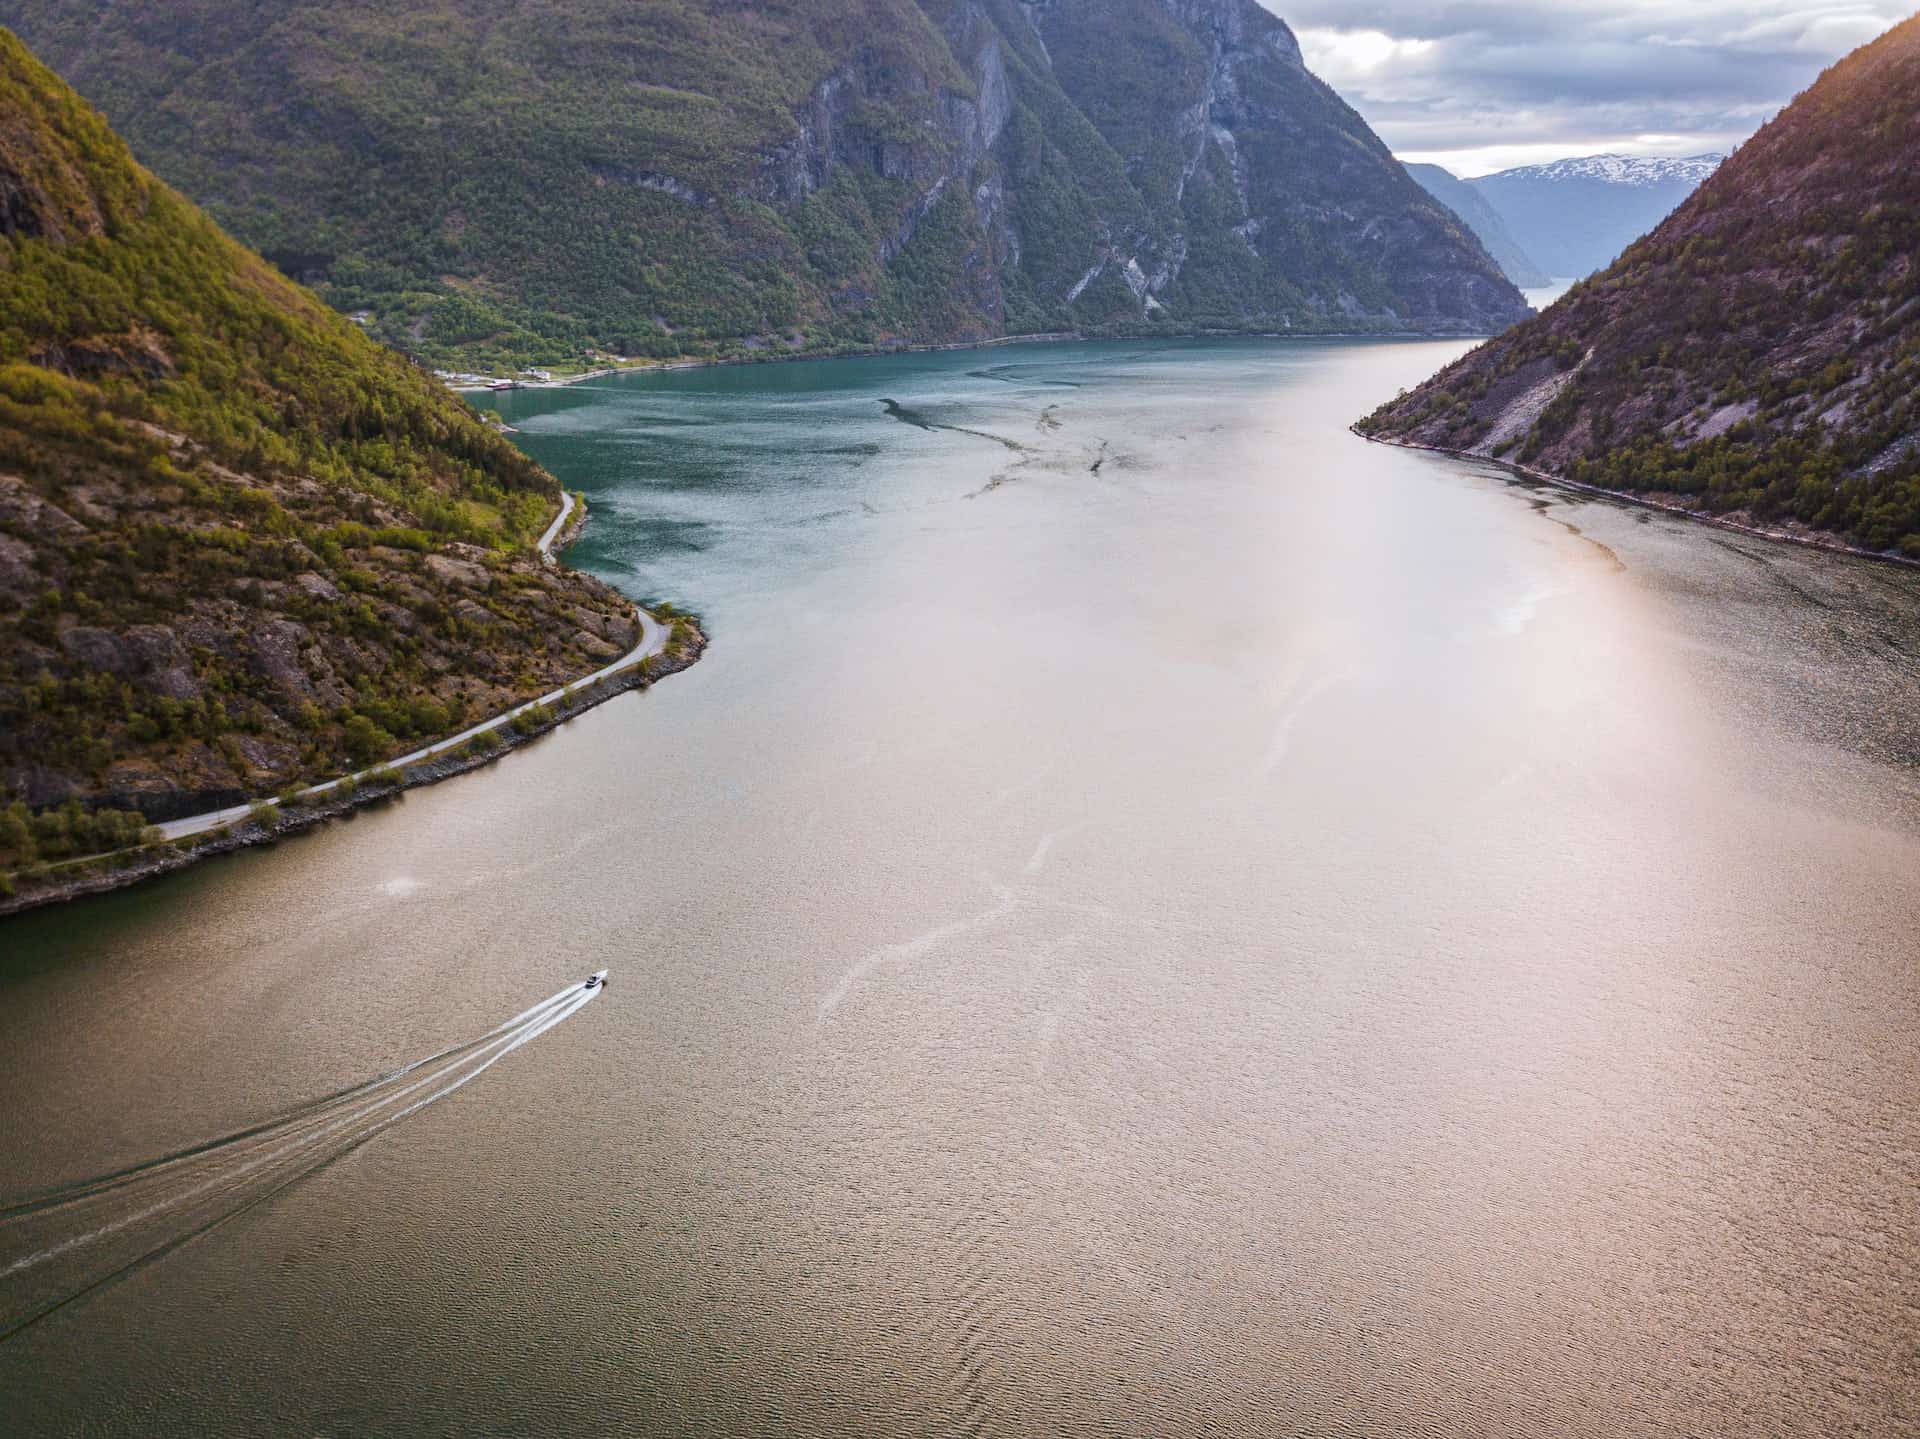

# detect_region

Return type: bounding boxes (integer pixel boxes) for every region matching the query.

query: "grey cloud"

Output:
[1265,2,1912,166]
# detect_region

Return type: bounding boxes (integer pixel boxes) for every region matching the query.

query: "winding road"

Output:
[157,494,666,842]
[536,489,576,555]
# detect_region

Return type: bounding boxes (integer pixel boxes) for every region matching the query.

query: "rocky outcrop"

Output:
[611,171,718,209]
[0,136,104,242]
[747,1,1013,297]
[30,327,175,379]
[0,161,45,237]
[943,7,1014,171]
[750,20,1009,212]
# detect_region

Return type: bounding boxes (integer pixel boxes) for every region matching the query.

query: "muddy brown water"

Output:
[3,340,1917,1434]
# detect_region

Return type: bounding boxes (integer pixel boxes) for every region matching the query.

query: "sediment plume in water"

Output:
[0,979,602,1341]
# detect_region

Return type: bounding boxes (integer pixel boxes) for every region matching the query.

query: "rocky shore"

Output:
[0,621,706,918]
[1358,430,1920,573]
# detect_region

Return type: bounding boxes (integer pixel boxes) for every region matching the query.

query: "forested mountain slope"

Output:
[1404,163,1550,289]
[6,0,1528,366]
[0,29,646,843]
[1360,17,1920,557]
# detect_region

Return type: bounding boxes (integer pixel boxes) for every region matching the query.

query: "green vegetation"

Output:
[510,701,556,737]
[460,730,502,760]
[7,0,1524,370]
[0,30,661,869]
[0,798,158,868]
[1361,16,1920,555]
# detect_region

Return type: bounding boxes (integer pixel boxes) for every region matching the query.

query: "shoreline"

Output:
[449,332,1082,391]
[1358,428,1920,573]
[1,493,706,919]
[443,324,1516,393]
[0,625,706,920]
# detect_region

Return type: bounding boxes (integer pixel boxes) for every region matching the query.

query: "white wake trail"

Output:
[1,981,598,1284]
[3,987,585,1223]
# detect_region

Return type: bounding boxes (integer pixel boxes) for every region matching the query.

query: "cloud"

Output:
[1267,2,1912,173]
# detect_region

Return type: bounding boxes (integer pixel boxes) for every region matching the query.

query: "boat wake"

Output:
[0,977,602,1342]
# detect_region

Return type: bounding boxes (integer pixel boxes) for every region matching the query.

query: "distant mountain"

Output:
[0,29,648,830]
[1470,153,1723,278]
[4,0,1527,368]
[1403,163,1551,289]
[1501,154,1724,187]
[1359,16,1920,557]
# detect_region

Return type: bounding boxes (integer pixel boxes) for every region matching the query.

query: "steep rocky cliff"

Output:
[7,0,1527,366]
[1360,16,1920,558]
[0,30,647,842]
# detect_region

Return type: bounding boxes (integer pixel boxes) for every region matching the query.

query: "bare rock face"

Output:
[569,604,637,648]
[425,552,492,590]
[125,624,202,700]
[59,625,134,674]
[0,135,105,242]
[244,617,323,705]
[0,531,35,597]
[30,327,175,380]
[294,570,341,601]
[0,474,88,538]
[235,735,299,775]
[0,161,48,238]
[450,597,495,629]
[571,630,622,662]
[614,171,718,209]
[12,762,83,808]
[96,747,246,820]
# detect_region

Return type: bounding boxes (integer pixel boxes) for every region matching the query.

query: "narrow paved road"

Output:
[158,494,664,842]
[536,490,575,557]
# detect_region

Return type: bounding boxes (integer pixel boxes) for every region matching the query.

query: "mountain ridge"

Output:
[4,0,1529,367]
[1479,153,1724,188]
[1402,162,1550,289]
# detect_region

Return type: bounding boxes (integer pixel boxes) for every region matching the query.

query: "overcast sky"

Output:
[1267,2,1913,174]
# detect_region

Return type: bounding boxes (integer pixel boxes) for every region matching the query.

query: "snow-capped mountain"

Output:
[1468,153,1726,277]
[1492,153,1724,188]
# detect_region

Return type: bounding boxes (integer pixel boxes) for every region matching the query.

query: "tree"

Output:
[2,801,35,864]
[342,714,395,768]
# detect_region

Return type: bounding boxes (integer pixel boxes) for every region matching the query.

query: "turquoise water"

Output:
[4,340,1919,1434]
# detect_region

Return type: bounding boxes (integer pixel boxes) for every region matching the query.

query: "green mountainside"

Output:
[1360,16,1920,557]
[7,0,1527,368]
[0,28,649,857]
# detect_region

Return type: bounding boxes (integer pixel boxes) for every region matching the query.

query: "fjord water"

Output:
[5,341,1919,1434]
